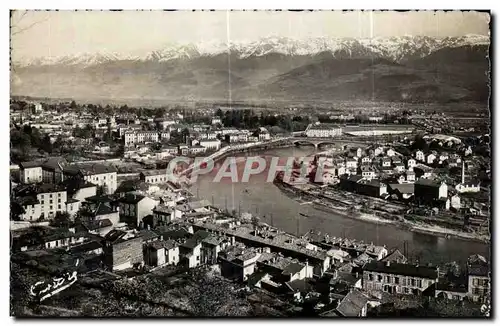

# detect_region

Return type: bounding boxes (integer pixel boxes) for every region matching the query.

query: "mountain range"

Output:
[11,35,491,104]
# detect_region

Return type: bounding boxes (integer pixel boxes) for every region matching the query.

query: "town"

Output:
[10,98,491,317]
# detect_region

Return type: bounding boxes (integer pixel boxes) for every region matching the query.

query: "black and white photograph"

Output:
[9,9,492,318]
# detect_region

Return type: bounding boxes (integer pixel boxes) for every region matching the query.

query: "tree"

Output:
[70,100,77,109]
[10,201,25,221]
[215,108,224,118]
[187,268,250,316]
[51,211,71,228]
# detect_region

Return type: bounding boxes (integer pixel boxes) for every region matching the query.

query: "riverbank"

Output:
[274,178,490,244]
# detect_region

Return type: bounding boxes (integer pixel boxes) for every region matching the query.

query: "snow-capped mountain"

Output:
[12,34,489,68]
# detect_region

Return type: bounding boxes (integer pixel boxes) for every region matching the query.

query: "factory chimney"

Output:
[461,160,465,184]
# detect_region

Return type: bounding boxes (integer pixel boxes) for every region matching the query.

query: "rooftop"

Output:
[363,261,438,279]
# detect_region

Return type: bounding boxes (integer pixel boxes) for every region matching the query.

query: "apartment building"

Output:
[362,261,438,295]
[63,163,118,194]
[124,131,160,146]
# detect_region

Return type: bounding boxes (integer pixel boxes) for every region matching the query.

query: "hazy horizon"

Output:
[11,10,490,61]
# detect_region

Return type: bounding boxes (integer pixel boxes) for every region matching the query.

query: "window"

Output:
[473,279,479,287]
[58,199,61,203]
[411,279,415,286]
[368,274,374,281]
[377,275,383,282]
[395,277,400,284]
[385,276,391,283]
[417,280,422,288]
[50,194,53,198]
[50,205,53,210]
[41,200,44,205]
[58,193,61,197]
[404,287,409,294]
[58,204,61,209]
[50,200,53,204]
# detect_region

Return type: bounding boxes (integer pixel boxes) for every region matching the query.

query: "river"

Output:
[190,146,490,266]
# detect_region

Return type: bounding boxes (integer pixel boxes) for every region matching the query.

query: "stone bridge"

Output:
[291,137,345,149]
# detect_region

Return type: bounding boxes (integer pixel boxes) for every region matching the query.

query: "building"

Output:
[340,176,388,198]
[124,131,160,146]
[415,150,425,162]
[102,230,144,271]
[144,239,180,267]
[16,184,68,221]
[305,124,343,138]
[414,179,448,203]
[189,145,207,155]
[407,158,417,169]
[63,163,118,194]
[219,246,261,282]
[199,139,221,151]
[362,261,438,295]
[335,289,370,317]
[117,193,158,226]
[140,169,170,184]
[456,181,481,193]
[19,161,43,184]
[467,255,490,303]
[41,157,67,184]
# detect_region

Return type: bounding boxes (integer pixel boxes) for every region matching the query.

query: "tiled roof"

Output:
[336,289,369,317]
[363,261,438,279]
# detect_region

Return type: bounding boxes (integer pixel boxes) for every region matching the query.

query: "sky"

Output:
[10,10,490,60]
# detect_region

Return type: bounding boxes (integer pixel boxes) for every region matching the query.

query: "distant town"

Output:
[9,98,490,317]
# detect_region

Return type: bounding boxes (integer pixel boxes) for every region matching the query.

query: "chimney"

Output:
[461,160,465,184]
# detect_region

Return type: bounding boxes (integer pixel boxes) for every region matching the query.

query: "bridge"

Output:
[290,137,372,149]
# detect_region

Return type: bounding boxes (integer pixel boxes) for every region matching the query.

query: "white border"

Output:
[2,1,497,326]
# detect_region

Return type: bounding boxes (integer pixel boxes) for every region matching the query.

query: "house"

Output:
[407,158,417,169]
[139,229,160,244]
[179,237,203,268]
[144,239,180,267]
[381,157,392,168]
[355,148,364,158]
[102,230,144,271]
[467,255,490,303]
[415,150,425,162]
[81,219,113,236]
[211,117,222,125]
[426,153,437,165]
[117,193,158,226]
[361,156,372,164]
[64,180,97,203]
[69,240,103,256]
[219,246,261,282]
[386,149,396,157]
[19,161,43,184]
[345,158,358,169]
[124,131,160,146]
[66,198,81,218]
[380,249,408,264]
[435,279,468,301]
[450,194,461,210]
[41,157,67,184]
[148,204,175,227]
[360,166,376,181]
[374,147,384,157]
[140,169,170,184]
[63,163,118,194]
[255,127,271,141]
[362,261,438,295]
[335,289,370,317]
[393,162,406,173]
[405,170,416,182]
[414,179,448,203]
[80,202,120,226]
